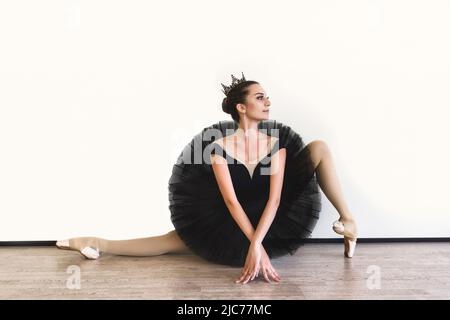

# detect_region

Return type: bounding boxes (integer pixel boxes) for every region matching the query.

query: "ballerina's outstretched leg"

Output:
[56,230,191,259]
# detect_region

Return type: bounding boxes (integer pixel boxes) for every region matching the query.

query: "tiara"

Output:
[220,72,247,96]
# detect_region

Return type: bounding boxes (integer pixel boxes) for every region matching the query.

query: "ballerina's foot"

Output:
[332,219,358,258]
[55,239,70,250]
[344,236,357,258]
[56,237,101,260]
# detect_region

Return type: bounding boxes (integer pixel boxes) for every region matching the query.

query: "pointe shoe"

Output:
[56,239,100,260]
[343,237,357,258]
[332,220,357,258]
[56,239,70,250]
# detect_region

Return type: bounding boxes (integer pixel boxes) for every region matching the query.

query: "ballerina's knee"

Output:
[307,140,330,167]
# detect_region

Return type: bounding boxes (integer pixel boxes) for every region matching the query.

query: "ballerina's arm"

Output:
[251,147,287,245]
[210,152,257,243]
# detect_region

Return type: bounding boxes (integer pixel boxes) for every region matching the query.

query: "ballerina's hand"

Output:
[235,243,262,284]
[259,247,281,283]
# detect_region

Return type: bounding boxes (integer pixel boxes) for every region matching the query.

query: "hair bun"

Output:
[222,97,231,114]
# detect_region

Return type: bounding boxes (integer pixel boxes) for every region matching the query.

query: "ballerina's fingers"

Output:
[242,268,257,284]
[236,268,251,284]
[236,271,246,283]
[269,269,281,282]
[262,268,271,283]
[236,266,259,284]
[251,266,260,281]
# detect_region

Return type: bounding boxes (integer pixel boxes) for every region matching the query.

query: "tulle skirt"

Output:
[168,120,321,267]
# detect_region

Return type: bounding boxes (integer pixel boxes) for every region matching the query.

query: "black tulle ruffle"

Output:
[168,120,321,267]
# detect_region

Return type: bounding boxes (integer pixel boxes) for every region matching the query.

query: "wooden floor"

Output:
[1,243,449,299]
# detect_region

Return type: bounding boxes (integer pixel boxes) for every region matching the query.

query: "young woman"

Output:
[57,73,358,285]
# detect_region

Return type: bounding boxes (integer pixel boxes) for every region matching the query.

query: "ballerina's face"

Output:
[238,83,271,121]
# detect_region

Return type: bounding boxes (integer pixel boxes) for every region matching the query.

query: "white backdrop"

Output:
[1,0,449,241]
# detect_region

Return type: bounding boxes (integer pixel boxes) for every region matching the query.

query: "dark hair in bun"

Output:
[221,80,259,123]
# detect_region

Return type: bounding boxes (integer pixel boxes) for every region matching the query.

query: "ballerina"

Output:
[57,72,358,285]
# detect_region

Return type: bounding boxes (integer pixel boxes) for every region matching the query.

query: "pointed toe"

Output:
[333,219,358,258]
[56,239,70,249]
[344,237,357,258]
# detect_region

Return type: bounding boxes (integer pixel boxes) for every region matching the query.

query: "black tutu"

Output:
[168,120,322,267]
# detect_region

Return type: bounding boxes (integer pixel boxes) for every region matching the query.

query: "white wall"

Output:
[1,0,449,241]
